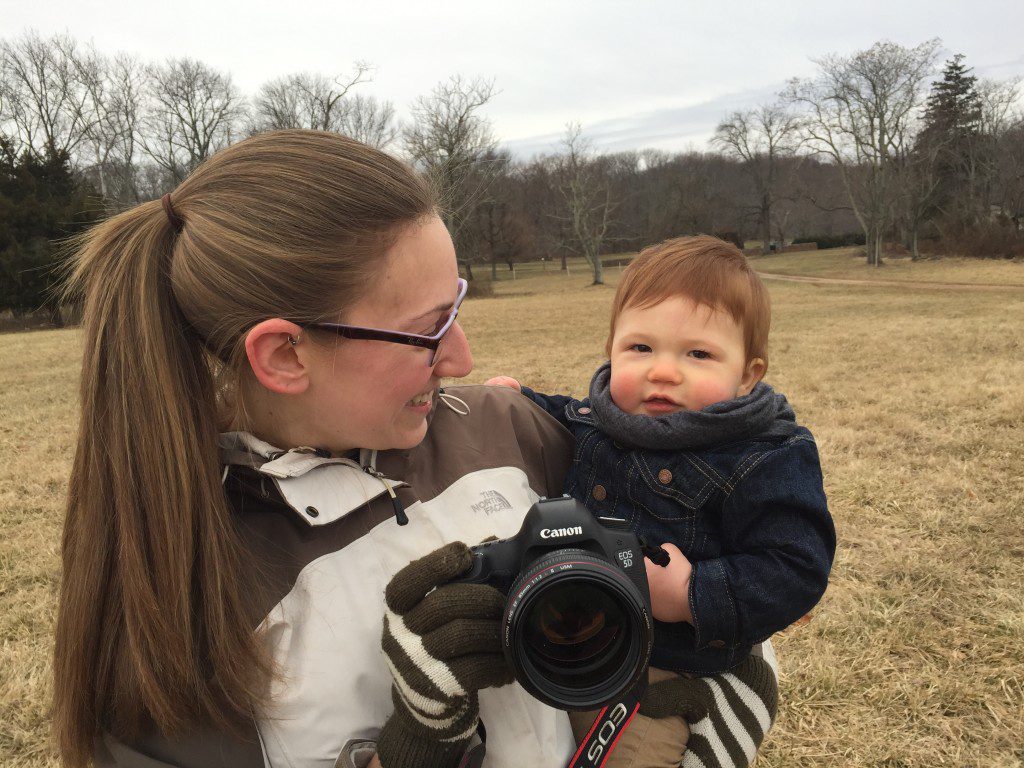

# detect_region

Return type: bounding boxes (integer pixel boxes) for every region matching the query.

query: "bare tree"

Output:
[976,78,1022,142]
[993,117,1024,229]
[712,101,800,254]
[251,76,300,132]
[103,54,147,205]
[143,58,246,184]
[0,33,145,204]
[252,66,396,148]
[786,40,941,265]
[65,42,111,194]
[0,31,94,158]
[65,45,147,207]
[403,75,500,273]
[971,77,1023,224]
[556,123,617,285]
[339,93,398,148]
[894,135,944,259]
[252,64,372,132]
[461,150,529,277]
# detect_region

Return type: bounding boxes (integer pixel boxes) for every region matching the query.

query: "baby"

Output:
[487,235,835,768]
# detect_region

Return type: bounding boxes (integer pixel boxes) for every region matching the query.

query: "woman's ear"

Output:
[738,357,766,396]
[244,319,310,395]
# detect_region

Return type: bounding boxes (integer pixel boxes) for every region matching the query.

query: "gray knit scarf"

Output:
[587,361,798,451]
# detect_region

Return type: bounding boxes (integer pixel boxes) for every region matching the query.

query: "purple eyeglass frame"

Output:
[295,278,468,365]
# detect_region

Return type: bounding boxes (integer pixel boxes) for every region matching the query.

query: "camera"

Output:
[452,496,653,710]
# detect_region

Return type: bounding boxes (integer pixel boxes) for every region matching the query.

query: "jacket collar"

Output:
[218,431,404,526]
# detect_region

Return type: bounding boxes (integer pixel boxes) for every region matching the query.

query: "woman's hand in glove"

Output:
[376,541,513,768]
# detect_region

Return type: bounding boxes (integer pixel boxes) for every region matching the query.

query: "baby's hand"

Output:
[484,376,522,391]
[644,542,693,624]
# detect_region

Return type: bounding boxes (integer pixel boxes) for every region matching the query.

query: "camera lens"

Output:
[523,581,628,684]
[503,549,651,710]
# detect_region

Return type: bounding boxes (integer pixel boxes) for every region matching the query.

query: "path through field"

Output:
[757,270,1024,291]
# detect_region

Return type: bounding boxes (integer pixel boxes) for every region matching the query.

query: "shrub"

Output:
[712,230,745,249]
[465,275,494,299]
[940,225,1024,259]
[792,233,867,249]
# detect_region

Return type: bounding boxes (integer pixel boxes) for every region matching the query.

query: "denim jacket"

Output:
[521,386,836,676]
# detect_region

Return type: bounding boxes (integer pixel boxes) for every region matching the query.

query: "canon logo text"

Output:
[539,526,583,539]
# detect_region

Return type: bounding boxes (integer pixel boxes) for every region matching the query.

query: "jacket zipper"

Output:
[363,466,409,526]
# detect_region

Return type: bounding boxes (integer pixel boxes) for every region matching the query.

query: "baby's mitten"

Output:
[640,655,778,768]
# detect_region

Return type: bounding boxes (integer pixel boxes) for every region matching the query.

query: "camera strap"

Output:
[456,722,487,768]
[566,677,646,768]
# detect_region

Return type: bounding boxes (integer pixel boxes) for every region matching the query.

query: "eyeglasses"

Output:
[294,278,468,366]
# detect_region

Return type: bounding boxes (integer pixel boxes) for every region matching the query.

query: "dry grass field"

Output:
[748,247,1024,286]
[2,254,1023,766]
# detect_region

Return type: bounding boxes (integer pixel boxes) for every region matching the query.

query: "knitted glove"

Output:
[376,542,513,768]
[639,655,778,768]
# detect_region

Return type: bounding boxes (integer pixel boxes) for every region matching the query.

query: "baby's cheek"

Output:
[689,378,737,409]
[609,372,642,413]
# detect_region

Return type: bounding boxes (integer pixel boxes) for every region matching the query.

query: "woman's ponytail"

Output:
[53,200,268,766]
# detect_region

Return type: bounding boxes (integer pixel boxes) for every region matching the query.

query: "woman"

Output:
[53,130,577,768]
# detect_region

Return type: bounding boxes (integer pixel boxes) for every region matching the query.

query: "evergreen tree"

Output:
[923,54,982,137]
[0,137,102,325]
[919,54,986,230]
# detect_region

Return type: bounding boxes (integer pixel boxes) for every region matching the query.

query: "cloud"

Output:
[501,83,784,159]
[975,53,1024,80]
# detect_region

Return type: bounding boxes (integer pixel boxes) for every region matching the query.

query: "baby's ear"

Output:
[739,357,766,395]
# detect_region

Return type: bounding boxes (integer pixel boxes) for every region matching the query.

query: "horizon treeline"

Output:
[2,31,1023,316]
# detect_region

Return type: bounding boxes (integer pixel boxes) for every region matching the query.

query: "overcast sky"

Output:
[6,0,1024,158]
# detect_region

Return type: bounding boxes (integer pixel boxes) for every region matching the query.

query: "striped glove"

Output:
[376,541,513,768]
[639,655,778,768]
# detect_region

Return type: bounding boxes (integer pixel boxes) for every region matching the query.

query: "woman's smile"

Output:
[406,389,434,413]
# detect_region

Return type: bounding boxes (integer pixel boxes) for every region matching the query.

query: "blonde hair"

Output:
[53,130,434,766]
[606,235,771,369]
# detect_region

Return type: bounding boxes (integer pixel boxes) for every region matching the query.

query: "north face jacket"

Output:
[94,385,577,768]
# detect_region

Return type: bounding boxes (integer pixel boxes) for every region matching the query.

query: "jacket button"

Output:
[578,407,591,414]
[592,485,607,501]
[305,506,320,518]
[658,469,672,484]
[708,639,725,649]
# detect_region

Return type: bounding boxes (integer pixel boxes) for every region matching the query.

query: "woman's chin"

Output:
[391,418,430,451]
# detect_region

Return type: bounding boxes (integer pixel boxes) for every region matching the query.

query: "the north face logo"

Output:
[472,490,512,516]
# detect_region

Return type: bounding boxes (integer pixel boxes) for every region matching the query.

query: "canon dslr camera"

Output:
[452,496,654,710]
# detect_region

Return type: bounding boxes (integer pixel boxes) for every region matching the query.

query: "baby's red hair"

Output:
[606,235,771,370]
